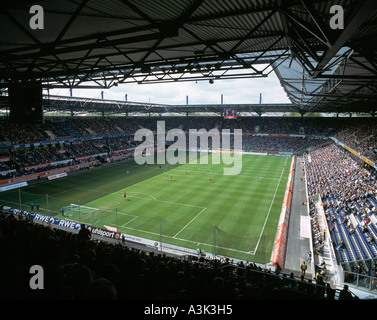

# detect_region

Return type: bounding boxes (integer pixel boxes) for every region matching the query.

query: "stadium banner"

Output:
[5,207,83,230]
[107,153,132,163]
[268,134,290,137]
[25,159,73,171]
[289,134,306,138]
[271,156,296,269]
[0,181,28,192]
[3,206,128,240]
[267,152,294,157]
[3,205,125,240]
[0,169,16,176]
[119,233,148,247]
[360,155,376,168]
[0,160,99,187]
[343,144,359,157]
[90,226,120,240]
[104,225,118,232]
[241,152,267,156]
[47,172,67,180]
[161,243,200,257]
[331,137,376,169]
[33,213,80,230]
[111,148,128,154]
[0,171,45,186]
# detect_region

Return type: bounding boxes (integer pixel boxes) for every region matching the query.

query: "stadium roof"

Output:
[1,0,377,114]
[43,94,298,115]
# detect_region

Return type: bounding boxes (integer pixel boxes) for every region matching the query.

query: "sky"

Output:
[49,68,291,106]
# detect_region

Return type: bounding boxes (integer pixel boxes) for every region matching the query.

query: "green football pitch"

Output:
[0,153,291,263]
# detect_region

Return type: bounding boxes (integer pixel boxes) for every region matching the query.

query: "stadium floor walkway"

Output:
[283,156,313,279]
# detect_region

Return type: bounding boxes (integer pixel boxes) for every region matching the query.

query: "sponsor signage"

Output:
[47,172,67,180]
[89,226,120,240]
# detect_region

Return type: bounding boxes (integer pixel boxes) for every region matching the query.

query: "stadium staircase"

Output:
[85,128,97,136]
[44,130,56,140]
[314,200,337,286]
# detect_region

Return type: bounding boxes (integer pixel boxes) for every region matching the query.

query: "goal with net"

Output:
[61,203,100,225]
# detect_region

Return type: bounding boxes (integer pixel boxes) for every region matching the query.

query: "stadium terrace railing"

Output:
[344,270,377,293]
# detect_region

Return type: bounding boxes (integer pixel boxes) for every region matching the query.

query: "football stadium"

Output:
[1,0,377,304]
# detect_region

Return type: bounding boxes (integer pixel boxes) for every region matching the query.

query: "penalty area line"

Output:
[173,207,207,238]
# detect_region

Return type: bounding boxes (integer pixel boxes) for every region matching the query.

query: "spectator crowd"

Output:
[304,142,377,276]
[1,116,337,182]
[0,207,352,300]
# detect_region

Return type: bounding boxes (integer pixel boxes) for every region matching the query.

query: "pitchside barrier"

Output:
[0,205,203,257]
[1,205,258,266]
[271,156,296,269]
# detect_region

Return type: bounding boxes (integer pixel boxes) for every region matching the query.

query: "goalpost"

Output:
[61,203,100,225]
